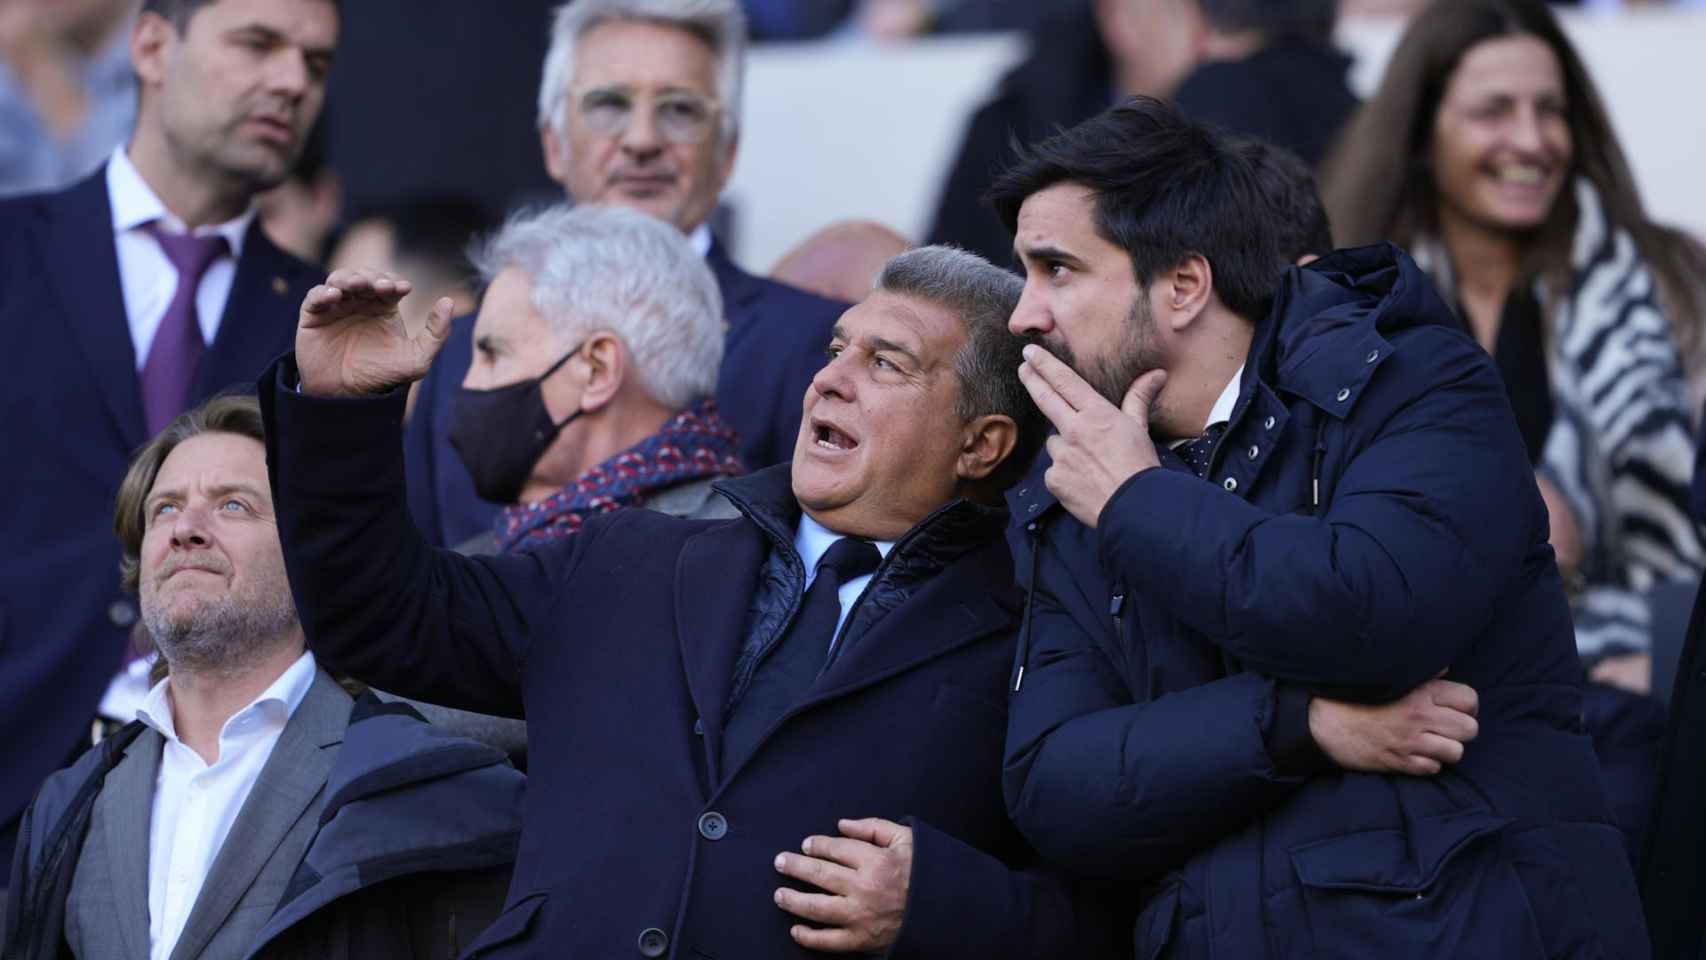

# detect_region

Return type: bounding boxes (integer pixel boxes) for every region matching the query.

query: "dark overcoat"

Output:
[402,239,846,547]
[0,167,320,854]
[259,362,1121,960]
[1004,244,1650,958]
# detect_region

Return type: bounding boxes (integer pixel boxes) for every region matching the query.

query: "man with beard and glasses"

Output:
[4,395,524,960]
[0,0,338,872]
[995,98,1647,958]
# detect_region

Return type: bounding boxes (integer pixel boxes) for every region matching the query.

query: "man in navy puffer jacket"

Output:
[995,98,1649,959]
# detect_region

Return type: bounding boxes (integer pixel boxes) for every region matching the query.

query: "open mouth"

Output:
[813,422,858,452]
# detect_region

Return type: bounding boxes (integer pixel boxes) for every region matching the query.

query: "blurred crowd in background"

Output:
[4,0,1706,955]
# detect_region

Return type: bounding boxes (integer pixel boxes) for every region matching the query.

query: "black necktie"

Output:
[1176,422,1228,478]
[721,537,883,772]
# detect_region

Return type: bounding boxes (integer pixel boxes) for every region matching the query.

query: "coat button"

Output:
[693,718,704,736]
[1246,445,1259,460]
[1263,416,1276,430]
[1335,387,1351,402]
[1222,477,1238,492]
[107,599,137,628]
[1366,349,1380,363]
[698,811,728,840]
[637,927,669,957]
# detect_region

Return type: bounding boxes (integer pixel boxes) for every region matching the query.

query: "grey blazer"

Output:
[64,670,351,960]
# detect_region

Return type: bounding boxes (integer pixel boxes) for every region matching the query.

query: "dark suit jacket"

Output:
[262,358,1120,959]
[403,238,846,547]
[1645,577,1706,959]
[0,167,321,846]
[926,4,1113,268]
[1170,40,1359,168]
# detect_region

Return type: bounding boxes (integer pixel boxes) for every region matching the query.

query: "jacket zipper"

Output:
[1309,425,1327,515]
[1013,520,1042,692]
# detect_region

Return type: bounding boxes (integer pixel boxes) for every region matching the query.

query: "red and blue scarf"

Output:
[494,399,746,554]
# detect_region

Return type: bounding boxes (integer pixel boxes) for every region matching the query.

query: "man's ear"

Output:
[541,124,569,186]
[956,414,1018,484]
[131,12,174,88]
[1155,253,1215,334]
[575,332,627,414]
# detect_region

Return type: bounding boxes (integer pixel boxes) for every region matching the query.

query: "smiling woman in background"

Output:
[1321,0,1706,859]
[1323,0,1706,693]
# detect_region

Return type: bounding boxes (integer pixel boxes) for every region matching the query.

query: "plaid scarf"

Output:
[494,399,746,554]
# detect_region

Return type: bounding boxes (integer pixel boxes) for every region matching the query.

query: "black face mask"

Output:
[448,341,586,504]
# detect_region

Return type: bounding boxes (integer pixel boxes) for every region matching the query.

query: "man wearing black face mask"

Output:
[444,204,743,556]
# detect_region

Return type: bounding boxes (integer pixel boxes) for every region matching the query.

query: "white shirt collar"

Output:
[688,223,713,258]
[1204,363,1245,432]
[794,512,894,576]
[107,146,254,257]
[136,650,317,745]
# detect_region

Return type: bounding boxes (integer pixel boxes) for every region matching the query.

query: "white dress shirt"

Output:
[793,513,894,651]
[134,651,317,960]
[106,146,254,371]
[1168,364,1246,451]
[689,223,713,258]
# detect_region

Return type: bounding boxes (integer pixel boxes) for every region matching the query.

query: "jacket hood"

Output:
[1005,244,1456,525]
[242,696,524,959]
[1259,243,1461,416]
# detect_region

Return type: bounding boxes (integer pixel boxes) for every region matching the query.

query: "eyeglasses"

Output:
[568,85,722,145]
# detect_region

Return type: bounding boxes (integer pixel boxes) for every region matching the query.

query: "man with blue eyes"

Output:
[402,0,849,551]
[5,395,524,960]
[0,0,337,894]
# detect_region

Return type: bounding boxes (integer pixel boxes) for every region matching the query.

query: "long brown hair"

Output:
[1320,0,1706,355]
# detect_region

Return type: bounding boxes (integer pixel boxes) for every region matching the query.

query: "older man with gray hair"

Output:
[259,241,1131,958]
[448,204,743,555]
[405,0,846,550]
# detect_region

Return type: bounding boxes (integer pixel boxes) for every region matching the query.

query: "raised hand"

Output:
[1018,344,1167,528]
[296,269,453,397]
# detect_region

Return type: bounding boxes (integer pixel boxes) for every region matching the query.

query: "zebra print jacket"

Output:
[1419,180,1704,661]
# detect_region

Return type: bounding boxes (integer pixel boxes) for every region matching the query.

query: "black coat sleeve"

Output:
[889,819,1125,959]
[260,355,596,718]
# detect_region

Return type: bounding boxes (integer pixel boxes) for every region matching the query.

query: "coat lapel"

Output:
[804,545,1018,712]
[46,167,145,451]
[167,671,348,960]
[99,728,163,960]
[196,223,306,400]
[674,519,770,785]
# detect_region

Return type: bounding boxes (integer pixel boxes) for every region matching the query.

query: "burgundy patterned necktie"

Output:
[139,222,228,436]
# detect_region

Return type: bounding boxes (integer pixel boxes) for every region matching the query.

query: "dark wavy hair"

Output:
[1321,0,1706,355]
[986,97,1290,323]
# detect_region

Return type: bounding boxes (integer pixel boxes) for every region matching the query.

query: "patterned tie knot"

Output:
[1177,421,1229,478]
[143,221,228,280]
[818,537,882,585]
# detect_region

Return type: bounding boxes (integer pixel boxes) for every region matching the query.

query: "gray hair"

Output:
[875,245,1044,491]
[470,205,724,410]
[537,0,747,142]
